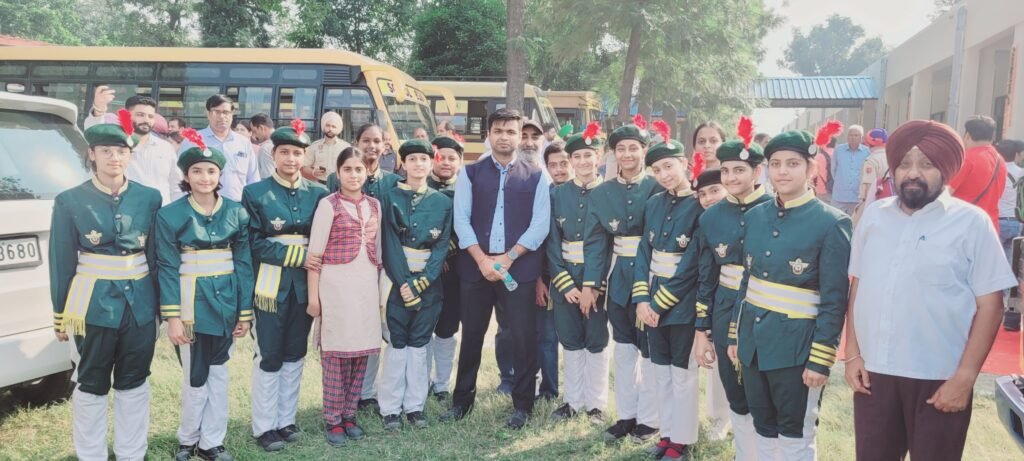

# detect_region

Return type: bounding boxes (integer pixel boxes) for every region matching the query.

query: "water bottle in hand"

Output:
[494,263,518,291]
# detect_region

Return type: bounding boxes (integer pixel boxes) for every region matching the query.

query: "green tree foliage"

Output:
[0,0,84,45]
[0,0,192,46]
[195,0,281,47]
[288,0,419,65]
[780,14,888,77]
[407,0,506,78]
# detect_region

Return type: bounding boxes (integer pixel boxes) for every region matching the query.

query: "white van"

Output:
[0,92,91,404]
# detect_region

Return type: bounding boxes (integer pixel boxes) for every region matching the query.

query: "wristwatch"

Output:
[507,248,520,261]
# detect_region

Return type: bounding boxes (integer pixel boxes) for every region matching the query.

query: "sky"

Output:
[751,0,938,133]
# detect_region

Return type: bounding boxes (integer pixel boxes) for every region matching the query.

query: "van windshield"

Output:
[0,110,91,200]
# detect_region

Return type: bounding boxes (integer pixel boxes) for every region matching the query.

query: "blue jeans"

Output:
[536,308,559,397]
[999,218,1021,266]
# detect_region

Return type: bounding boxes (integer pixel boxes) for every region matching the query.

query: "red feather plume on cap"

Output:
[291,119,306,137]
[180,128,206,152]
[691,151,706,181]
[117,109,134,137]
[815,120,843,148]
[652,120,671,142]
[737,116,754,149]
[582,121,601,142]
[632,113,647,130]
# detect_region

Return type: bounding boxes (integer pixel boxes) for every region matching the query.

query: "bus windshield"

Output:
[383,95,437,140]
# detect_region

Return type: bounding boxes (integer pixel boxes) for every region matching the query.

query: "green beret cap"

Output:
[399,139,433,161]
[271,126,312,148]
[564,132,604,154]
[764,130,816,159]
[431,136,464,156]
[177,145,227,172]
[609,124,650,148]
[695,169,722,190]
[645,139,686,167]
[84,123,139,149]
[717,140,765,165]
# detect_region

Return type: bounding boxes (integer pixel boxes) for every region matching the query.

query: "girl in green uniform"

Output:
[50,115,162,461]
[158,129,255,461]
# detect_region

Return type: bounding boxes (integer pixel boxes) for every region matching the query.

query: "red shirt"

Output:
[950,145,1006,231]
[323,193,381,266]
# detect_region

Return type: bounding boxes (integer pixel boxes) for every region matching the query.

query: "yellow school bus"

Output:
[0,47,457,143]
[420,80,559,159]
[547,90,603,131]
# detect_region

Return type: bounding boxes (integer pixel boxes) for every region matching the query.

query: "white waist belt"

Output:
[719,264,744,291]
[61,252,149,336]
[613,236,640,257]
[745,276,820,319]
[650,250,682,278]
[404,246,429,273]
[561,240,584,264]
[179,249,235,276]
[268,235,309,246]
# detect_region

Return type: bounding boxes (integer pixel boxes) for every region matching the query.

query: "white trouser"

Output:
[705,358,732,440]
[178,345,230,450]
[584,349,610,411]
[669,365,699,444]
[756,434,781,461]
[379,346,407,416]
[361,351,380,400]
[778,386,822,461]
[429,335,458,393]
[113,382,150,460]
[562,349,586,410]
[72,388,109,461]
[405,346,429,413]
[731,412,758,461]
[250,360,279,436]
[637,357,660,427]
[612,342,639,420]
[278,360,304,429]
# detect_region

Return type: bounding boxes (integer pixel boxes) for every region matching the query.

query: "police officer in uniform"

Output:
[158,131,255,461]
[426,136,464,400]
[694,128,773,461]
[378,139,453,430]
[50,115,162,461]
[632,132,703,460]
[548,124,609,424]
[582,116,662,443]
[242,120,328,451]
[726,125,851,461]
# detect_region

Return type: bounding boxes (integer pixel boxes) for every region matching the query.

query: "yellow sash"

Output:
[254,235,309,312]
[62,252,148,336]
[179,249,234,339]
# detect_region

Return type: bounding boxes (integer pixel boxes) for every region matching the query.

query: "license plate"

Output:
[0,236,41,268]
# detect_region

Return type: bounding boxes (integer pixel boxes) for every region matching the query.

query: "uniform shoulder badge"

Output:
[270,217,285,231]
[430,227,442,240]
[85,230,102,246]
[609,218,620,232]
[137,234,147,247]
[557,216,566,227]
[676,234,690,249]
[789,258,810,275]
[715,243,728,258]
[745,254,753,269]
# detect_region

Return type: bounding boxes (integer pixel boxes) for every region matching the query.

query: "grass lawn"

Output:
[0,329,1019,460]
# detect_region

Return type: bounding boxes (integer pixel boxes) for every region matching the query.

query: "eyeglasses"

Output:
[93,147,131,159]
[209,109,233,117]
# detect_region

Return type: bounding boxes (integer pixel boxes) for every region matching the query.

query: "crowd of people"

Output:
[48,86,1016,461]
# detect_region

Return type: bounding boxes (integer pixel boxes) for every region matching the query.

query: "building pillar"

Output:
[1008,23,1024,139]
[911,71,934,120]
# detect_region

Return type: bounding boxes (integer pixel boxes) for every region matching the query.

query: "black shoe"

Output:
[602,418,637,443]
[630,424,660,443]
[549,403,577,421]
[197,445,234,461]
[506,409,530,429]
[174,444,197,461]
[587,408,606,425]
[277,424,301,443]
[256,430,285,452]
[406,411,429,429]
[325,426,348,447]
[440,405,468,422]
[358,398,379,411]
[434,390,450,402]
[383,413,403,431]
[342,418,365,440]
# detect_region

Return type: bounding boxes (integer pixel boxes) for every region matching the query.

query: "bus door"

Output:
[322,87,380,143]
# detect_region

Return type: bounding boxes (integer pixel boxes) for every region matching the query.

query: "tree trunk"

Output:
[505,0,527,113]
[616,23,643,124]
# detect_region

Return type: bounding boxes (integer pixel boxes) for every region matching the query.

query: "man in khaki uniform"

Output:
[301,112,350,184]
[853,128,888,224]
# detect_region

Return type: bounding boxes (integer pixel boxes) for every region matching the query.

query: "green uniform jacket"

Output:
[582,173,662,307]
[730,191,851,376]
[327,168,400,199]
[632,190,703,326]
[380,181,453,309]
[241,174,328,305]
[155,196,256,337]
[694,187,773,341]
[49,178,162,331]
[548,177,602,296]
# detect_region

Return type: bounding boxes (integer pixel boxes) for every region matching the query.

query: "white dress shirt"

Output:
[849,191,1016,380]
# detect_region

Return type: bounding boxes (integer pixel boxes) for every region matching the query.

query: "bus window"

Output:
[95,84,153,112]
[466,100,488,141]
[278,87,317,130]
[95,63,156,81]
[157,86,184,118]
[323,88,376,141]
[31,83,87,116]
[382,95,436,140]
[227,66,274,81]
[31,63,89,79]
[173,85,220,129]
[0,63,28,79]
[227,86,273,119]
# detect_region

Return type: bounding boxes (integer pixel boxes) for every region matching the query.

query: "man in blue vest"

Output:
[441,108,552,429]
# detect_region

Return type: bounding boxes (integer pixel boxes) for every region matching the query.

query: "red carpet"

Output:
[838,327,1022,375]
